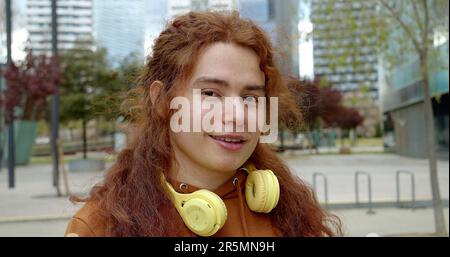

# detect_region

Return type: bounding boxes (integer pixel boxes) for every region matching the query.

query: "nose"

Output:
[223,96,245,132]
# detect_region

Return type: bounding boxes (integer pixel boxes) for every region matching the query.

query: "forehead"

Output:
[188,42,265,87]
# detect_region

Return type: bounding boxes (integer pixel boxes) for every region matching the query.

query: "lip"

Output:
[208,134,247,151]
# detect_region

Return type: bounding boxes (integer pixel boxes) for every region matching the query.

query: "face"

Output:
[169,42,266,174]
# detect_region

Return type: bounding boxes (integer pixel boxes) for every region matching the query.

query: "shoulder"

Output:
[64,200,108,237]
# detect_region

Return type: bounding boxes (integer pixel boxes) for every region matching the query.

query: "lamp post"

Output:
[5,0,15,188]
[50,0,61,196]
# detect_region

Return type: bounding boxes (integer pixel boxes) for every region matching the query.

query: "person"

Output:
[64,11,342,237]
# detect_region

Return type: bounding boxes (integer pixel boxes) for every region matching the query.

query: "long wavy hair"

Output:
[74,11,342,236]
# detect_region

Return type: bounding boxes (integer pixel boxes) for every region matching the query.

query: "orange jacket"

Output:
[64,169,282,237]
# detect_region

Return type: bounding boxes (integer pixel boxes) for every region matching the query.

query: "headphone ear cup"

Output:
[180,189,227,237]
[263,170,280,212]
[245,170,280,213]
[197,189,228,230]
[245,170,267,212]
[180,197,218,236]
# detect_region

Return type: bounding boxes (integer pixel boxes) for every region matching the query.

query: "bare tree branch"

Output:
[377,0,423,54]
[422,0,430,54]
[411,0,425,33]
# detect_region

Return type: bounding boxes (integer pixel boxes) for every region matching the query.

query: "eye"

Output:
[201,90,221,98]
[242,95,258,103]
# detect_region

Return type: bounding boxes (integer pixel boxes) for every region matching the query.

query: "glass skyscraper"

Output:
[94,0,149,66]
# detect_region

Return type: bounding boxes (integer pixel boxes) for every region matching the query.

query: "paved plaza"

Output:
[0,152,448,236]
[284,152,449,204]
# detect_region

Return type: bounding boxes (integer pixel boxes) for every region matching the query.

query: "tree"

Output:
[118,52,144,89]
[378,0,448,236]
[309,0,448,235]
[0,48,60,124]
[324,106,364,147]
[287,76,363,152]
[287,76,351,129]
[60,46,121,159]
[287,76,322,130]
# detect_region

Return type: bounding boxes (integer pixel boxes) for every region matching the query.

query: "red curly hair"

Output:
[74,11,342,236]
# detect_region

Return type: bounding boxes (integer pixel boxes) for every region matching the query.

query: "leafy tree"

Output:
[309,0,448,235]
[287,76,364,151]
[288,76,360,130]
[59,46,121,159]
[377,0,448,235]
[287,76,322,130]
[0,48,60,124]
[118,52,144,89]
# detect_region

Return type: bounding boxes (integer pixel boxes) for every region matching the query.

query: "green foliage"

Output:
[311,0,449,76]
[59,46,123,124]
[118,52,144,89]
[37,120,48,136]
[375,122,383,138]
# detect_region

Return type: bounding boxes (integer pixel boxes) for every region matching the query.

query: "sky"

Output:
[0,0,28,61]
[297,0,314,79]
[2,0,314,78]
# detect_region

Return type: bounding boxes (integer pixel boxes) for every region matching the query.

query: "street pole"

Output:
[5,0,15,188]
[0,64,3,172]
[50,0,61,196]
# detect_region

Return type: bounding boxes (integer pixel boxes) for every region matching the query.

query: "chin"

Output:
[208,156,247,172]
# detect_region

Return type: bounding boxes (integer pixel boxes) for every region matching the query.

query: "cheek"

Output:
[173,131,202,143]
[171,131,206,155]
[247,132,260,148]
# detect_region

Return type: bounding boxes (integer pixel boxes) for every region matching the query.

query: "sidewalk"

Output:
[0,152,449,236]
[334,207,449,236]
[0,161,107,220]
[283,152,449,204]
[0,207,447,236]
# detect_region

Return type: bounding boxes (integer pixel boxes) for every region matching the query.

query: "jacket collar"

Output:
[166,168,247,199]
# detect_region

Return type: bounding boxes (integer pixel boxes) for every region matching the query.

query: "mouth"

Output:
[208,134,247,151]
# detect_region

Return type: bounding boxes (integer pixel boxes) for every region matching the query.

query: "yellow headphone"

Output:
[163,163,280,236]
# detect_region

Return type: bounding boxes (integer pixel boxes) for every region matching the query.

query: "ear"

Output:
[149,80,164,105]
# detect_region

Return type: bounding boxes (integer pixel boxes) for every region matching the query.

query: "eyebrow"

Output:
[193,76,265,92]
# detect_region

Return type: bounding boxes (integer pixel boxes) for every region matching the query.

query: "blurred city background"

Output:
[0,0,448,236]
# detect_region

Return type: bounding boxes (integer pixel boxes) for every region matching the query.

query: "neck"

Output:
[169,148,237,191]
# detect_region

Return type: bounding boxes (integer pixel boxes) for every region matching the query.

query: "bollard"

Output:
[396,170,416,210]
[355,171,375,215]
[313,172,329,207]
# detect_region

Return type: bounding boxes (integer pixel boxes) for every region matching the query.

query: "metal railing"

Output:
[313,172,329,207]
[355,171,375,214]
[396,170,416,209]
